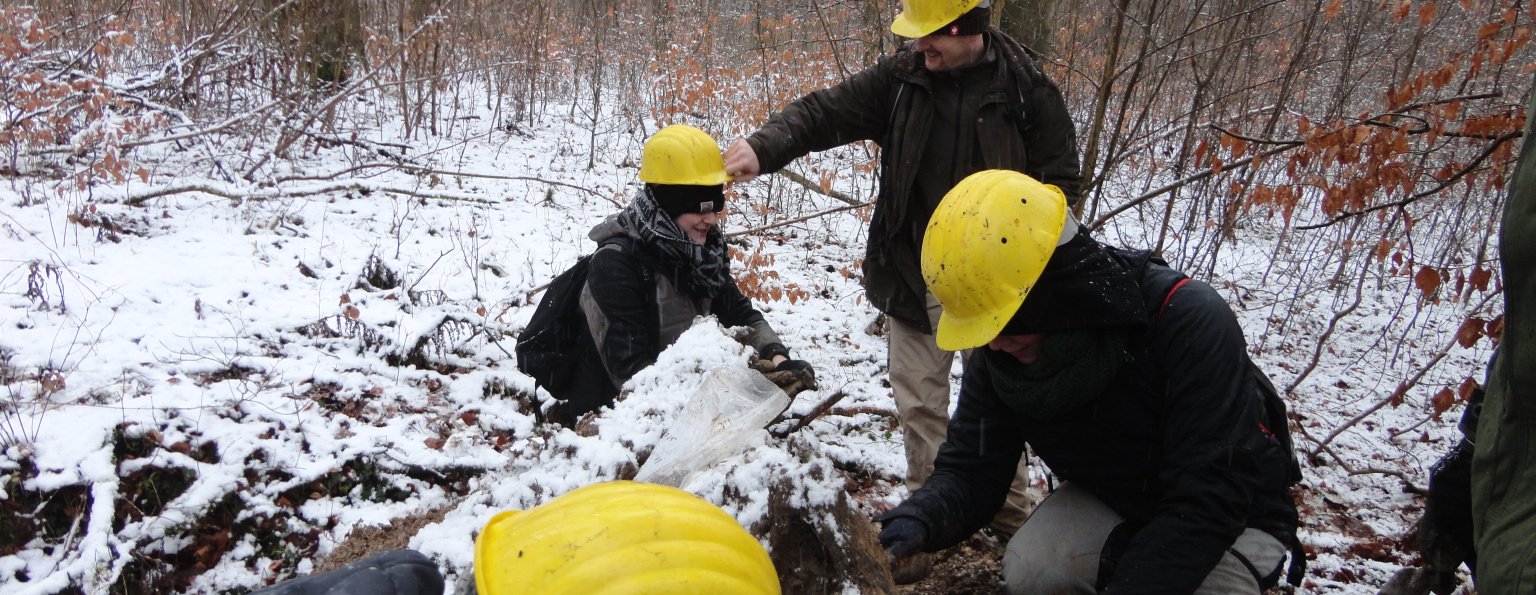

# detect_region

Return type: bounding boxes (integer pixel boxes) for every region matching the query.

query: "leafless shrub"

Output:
[22,259,64,311]
[397,315,482,372]
[295,313,394,354]
[355,253,402,291]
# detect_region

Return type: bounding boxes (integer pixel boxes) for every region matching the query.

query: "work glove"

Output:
[878,515,928,560]
[748,358,817,398]
[774,359,818,391]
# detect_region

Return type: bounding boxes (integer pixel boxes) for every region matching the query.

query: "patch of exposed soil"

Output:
[898,532,1007,595]
[318,504,453,572]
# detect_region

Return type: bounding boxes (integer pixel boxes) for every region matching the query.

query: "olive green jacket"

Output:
[1471,76,1536,592]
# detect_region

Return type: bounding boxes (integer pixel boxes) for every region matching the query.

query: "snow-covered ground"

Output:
[0,98,1492,593]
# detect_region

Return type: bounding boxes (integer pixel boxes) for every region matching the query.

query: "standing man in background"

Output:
[723,0,1081,580]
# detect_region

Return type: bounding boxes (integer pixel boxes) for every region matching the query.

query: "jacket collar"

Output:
[891,28,1038,98]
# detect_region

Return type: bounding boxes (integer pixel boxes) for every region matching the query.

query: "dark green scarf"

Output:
[987,329,1129,420]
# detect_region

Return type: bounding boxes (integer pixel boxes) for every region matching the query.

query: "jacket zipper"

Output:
[951,75,964,184]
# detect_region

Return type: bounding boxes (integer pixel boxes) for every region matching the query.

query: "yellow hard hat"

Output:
[638,125,730,186]
[473,481,780,595]
[891,0,984,38]
[921,170,1068,351]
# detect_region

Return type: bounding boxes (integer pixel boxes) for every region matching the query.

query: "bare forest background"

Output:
[6,0,1531,403]
[2,0,1532,591]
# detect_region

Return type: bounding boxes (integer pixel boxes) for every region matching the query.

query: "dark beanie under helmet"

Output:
[938,5,991,36]
[1000,233,1148,335]
[649,184,726,219]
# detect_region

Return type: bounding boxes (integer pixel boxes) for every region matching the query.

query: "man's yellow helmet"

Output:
[473,481,780,595]
[922,170,1069,351]
[890,0,984,38]
[638,125,731,186]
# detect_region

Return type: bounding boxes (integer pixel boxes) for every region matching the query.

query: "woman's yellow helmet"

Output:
[638,125,731,186]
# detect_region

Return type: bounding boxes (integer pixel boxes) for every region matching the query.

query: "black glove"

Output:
[775,359,818,390]
[878,516,928,559]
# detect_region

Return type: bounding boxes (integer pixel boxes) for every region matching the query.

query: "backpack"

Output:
[515,238,635,400]
[1121,247,1303,487]
[1134,249,1306,586]
[1151,273,1303,487]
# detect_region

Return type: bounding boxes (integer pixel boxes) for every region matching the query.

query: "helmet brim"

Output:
[890,13,941,38]
[934,291,1027,351]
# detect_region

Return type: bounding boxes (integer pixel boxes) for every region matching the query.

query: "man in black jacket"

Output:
[877,170,1302,593]
[724,0,1081,561]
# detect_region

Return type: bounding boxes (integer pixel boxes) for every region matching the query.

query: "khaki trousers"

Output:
[887,292,1035,533]
[1002,483,1287,594]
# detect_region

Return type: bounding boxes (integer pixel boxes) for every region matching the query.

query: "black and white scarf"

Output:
[618,189,732,300]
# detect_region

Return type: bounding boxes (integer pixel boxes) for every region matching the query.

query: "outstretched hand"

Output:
[724,139,761,183]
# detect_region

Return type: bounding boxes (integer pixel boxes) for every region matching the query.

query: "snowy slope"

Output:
[0,99,1490,593]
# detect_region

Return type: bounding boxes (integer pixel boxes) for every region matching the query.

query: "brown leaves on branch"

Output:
[1,7,160,190]
[1414,266,1442,298]
[1430,387,1456,418]
[1454,316,1502,349]
[1429,375,1483,420]
[731,244,809,305]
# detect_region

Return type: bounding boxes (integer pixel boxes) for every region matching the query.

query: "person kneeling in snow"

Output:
[557,125,814,425]
[877,170,1304,593]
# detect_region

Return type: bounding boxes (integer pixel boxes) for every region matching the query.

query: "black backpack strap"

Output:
[594,236,653,289]
[592,235,657,355]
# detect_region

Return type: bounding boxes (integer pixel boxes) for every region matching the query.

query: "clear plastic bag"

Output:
[634,365,790,487]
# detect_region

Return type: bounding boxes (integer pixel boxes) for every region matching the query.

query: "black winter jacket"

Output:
[566,217,786,419]
[888,251,1301,593]
[745,28,1082,331]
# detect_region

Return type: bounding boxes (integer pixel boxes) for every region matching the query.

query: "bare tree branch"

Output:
[770,168,863,206]
[273,162,612,201]
[1306,292,1498,459]
[1089,144,1299,229]
[1296,128,1521,231]
[726,201,872,238]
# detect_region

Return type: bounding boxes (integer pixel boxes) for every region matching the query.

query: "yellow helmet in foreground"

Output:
[922,170,1068,351]
[474,481,779,595]
[890,0,984,38]
[638,125,731,186]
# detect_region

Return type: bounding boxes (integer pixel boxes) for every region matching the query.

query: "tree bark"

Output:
[994,0,1055,55]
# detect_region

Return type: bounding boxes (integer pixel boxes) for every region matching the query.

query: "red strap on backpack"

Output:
[1157,277,1191,321]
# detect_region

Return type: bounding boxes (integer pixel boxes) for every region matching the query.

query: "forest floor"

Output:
[899,534,1009,595]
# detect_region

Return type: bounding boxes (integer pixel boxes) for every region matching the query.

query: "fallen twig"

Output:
[1294,421,1426,494]
[275,162,610,201]
[119,181,496,206]
[770,389,850,438]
